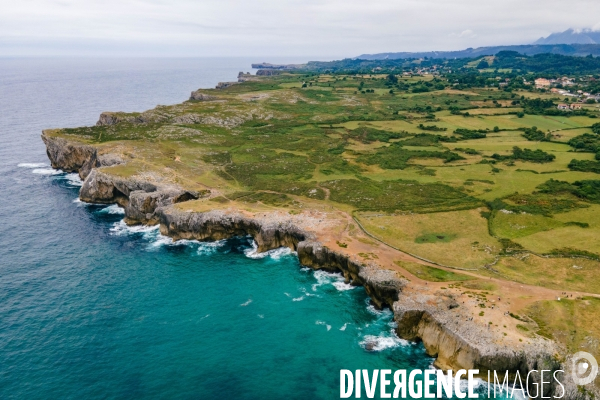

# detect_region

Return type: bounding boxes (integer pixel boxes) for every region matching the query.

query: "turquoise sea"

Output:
[0,58,514,399]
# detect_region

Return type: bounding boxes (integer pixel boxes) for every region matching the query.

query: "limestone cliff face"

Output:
[96,111,168,126]
[79,169,157,206]
[157,208,309,252]
[125,190,203,225]
[256,69,282,76]
[96,112,119,126]
[394,293,565,397]
[42,133,99,179]
[189,91,217,101]
[297,241,403,309]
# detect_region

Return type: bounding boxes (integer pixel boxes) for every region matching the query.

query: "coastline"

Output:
[41,130,588,398]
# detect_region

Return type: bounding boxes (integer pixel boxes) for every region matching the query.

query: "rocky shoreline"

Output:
[42,131,589,398]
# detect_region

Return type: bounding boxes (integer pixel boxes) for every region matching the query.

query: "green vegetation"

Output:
[522,127,551,142]
[528,297,600,363]
[323,178,479,212]
[492,146,556,163]
[568,159,600,174]
[357,142,465,170]
[394,261,472,282]
[453,128,487,139]
[415,233,457,243]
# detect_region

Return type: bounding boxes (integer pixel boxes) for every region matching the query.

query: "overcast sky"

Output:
[1,0,600,59]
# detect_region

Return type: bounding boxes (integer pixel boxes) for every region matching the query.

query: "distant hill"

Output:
[534,28,600,45]
[355,44,600,60]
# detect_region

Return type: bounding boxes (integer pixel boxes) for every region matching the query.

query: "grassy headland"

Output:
[47,59,600,353]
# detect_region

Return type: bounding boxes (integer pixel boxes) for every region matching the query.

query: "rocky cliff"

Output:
[43,132,586,398]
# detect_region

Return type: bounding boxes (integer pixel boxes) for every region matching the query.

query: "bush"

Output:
[454,128,487,139]
[568,133,600,152]
[522,126,551,142]
[537,179,600,202]
[568,159,600,174]
[492,146,555,163]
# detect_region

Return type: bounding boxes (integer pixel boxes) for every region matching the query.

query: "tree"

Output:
[477,60,489,69]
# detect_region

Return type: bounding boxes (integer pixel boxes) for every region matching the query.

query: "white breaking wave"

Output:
[340,323,349,331]
[244,241,294,260]
[143,231,227,254]
[97,204,125,215]
[316,320,332,331]
[63,173,83,187]
[147,235,198,249]
[196,240,227,255]
[332,281,355,291]
[366,300,393,318]
[312,270,354,292]
[299,287,318,298]
[18,162,48,168]
[32,168,62,175]
[360,331,408,351]
[311,269,338,291]
[240,299,253,306]
[109,220,159,236]
[292,296,305,302]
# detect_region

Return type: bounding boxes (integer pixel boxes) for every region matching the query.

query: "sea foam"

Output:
[97,204,125,215]
[110,220,159,237]
[18,163,48,168]
[311,270,354,292]
[359,331,408,351]
[244,241,294,260]
[63,173,83,187]
[32,168,62,175]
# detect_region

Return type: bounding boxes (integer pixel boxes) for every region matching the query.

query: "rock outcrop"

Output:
[215,82,238,90]
[42,133,99,179]
[189,91,217,101]
[394,291,563,396]
[297,241,403,309]
[96,112,119,126]
[125,189,203,225]
[157,208,309,252]
[95,111,169,126]
[79,169,157,206]
[256,69,282,76]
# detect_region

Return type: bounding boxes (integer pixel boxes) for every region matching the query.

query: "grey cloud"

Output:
[0,0,599,57]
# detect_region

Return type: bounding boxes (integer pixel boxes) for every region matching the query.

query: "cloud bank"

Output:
[1,0,599,57]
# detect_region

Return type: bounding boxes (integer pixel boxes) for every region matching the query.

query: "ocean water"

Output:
[0,58,510,399]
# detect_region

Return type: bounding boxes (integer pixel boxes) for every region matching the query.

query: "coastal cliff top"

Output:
[44,71,600,369]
